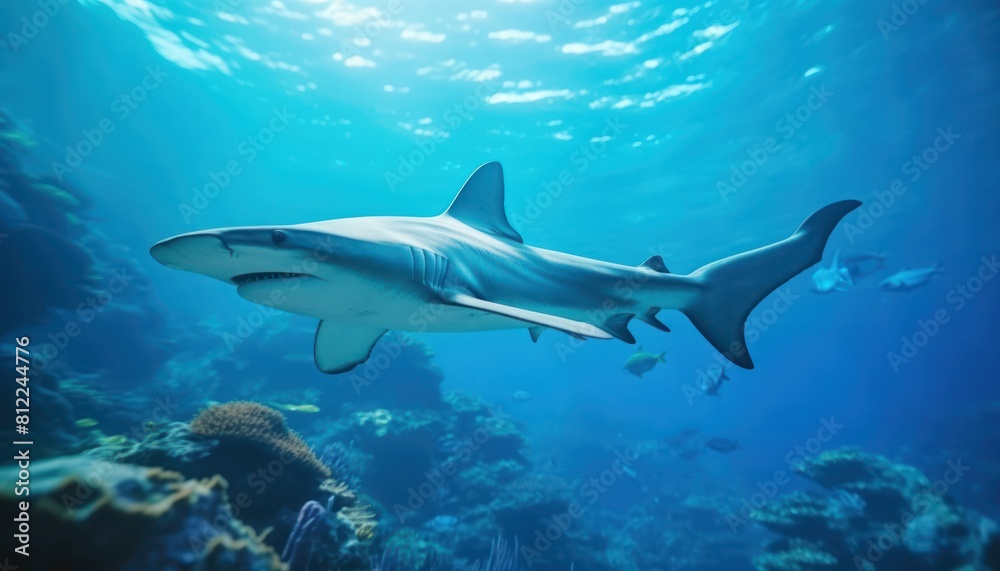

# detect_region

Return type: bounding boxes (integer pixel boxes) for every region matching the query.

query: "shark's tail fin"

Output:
[679,200,861,369]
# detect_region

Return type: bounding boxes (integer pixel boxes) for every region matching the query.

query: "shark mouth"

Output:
[231,272,310,286]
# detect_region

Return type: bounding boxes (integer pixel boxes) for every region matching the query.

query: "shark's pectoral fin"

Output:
[314,321,387,374]
[528,326,546,343]
[442,291,612,340]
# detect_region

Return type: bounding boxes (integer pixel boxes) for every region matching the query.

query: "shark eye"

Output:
[272,230,287,245]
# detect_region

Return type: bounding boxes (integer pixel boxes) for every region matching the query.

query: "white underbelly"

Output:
[237,275,527,332]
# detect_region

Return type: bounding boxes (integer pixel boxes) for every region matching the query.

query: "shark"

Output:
[150,162,860,374]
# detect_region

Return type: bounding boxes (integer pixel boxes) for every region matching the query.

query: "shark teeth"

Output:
[231,272,308,286]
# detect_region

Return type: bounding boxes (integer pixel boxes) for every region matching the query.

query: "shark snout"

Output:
[150,232,233,272]
[151,227,326,286]
[151,230,269,285]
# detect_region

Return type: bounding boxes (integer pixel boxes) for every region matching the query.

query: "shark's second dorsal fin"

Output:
[444,162,523,243]
[640,255,670,273]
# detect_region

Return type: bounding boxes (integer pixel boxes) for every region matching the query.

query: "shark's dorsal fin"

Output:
[444,162,523,243]
[639,255,670,273]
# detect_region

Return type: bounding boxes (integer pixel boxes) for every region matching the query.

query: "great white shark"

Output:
[151,162,860,374]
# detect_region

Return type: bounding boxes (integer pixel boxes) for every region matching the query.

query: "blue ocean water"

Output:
[1,0,999,569]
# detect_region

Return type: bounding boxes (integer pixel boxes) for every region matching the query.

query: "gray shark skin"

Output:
[150,162,860,374]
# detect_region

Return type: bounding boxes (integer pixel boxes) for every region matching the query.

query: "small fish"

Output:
[621,464,637,479]
[100,435,127,445]
[811,250,852,294]
[511,390,533,403]
[272,403,320,413]
[624,346,666,377]
[700,368,730,397]
[841,252,886,279]
[880,265,944,291]
[705,437,742,453]
[75,418,99,428]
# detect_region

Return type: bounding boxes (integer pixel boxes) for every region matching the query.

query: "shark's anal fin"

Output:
[443,162,523,243]
[442,291,612,340]
[638,307,671,332]
[314,321,387,374]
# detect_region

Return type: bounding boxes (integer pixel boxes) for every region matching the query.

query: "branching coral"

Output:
[319,478,378,541]
[321,441,362,490]
[341,504,379,541]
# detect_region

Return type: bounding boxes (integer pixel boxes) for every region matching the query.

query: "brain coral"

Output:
[190,401,331,481]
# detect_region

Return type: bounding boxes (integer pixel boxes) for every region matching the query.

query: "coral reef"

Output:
[111,403,372,566]
[372,535,520,571]
[321,441,363,491]
[283,500,327,568]
[753,447,997,571]
[602,491,758,571]
[0,456,283,571]
[313,384,619,569]
[316,390,528,517]
[279,497,371,571]
[190,401,331,481]
[373,528,449,570]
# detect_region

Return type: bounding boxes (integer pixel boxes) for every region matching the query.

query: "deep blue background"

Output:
[2,0,997,516]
